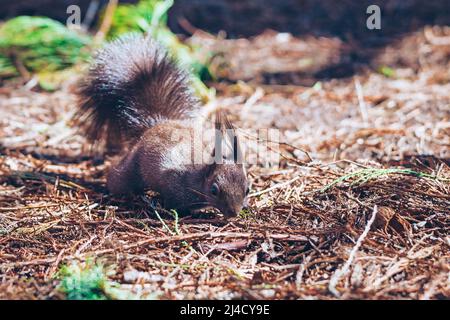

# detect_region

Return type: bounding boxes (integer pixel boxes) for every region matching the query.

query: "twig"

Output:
[10,51,31,80]
[239,129,313,163]
[82,0,101,30]
[240,87,264,118]
[163,248,196,288]
[354,78,369,125]
[154,209,176,235]
[328,205,378,297]
[248,175,301,197]
[94,0,118,43]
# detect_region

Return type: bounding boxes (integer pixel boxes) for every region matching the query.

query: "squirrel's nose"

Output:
[223,204,243,218]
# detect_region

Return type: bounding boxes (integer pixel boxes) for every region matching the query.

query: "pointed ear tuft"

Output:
[204,162,217,178]
[213,110,243,164]
[212,116,223,164]
[214,110,224,131]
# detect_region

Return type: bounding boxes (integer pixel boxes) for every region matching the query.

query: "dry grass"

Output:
[0,26,449,300]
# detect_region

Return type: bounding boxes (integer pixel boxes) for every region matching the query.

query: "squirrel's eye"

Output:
[211,183,219,196]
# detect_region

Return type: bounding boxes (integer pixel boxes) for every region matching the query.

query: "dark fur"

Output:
[75,33,199,146]
[75,34,248,217]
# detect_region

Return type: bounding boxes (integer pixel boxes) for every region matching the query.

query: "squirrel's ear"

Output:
[214,110,224,131]
[212,128,223,164]
[214,111,243,164]
[203,161,217,178]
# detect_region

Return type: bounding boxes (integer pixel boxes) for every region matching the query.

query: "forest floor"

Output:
[0,26,449,299]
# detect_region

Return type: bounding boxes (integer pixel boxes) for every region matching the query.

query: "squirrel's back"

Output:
[76,34,199,146]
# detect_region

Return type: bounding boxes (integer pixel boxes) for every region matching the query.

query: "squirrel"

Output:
[75,34,249,218]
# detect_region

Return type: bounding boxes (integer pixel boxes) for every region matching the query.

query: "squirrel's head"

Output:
[201,112,249,218]
[202,162,249,218]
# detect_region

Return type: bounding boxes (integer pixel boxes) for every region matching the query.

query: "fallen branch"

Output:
[328,205,378,297]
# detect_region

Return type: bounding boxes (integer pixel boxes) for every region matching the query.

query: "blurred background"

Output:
[2,0,449,38]
[1,0,449,85]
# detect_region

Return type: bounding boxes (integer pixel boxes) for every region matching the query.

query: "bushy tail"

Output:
[75,34,198,147]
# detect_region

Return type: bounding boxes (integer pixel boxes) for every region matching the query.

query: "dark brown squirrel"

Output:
[75,34,249,217]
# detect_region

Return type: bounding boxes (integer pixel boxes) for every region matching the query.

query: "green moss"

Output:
[0,16,91,78]
[58,259,160,300]
[0,54,18,77]
[238,208,255,220]
[106,0,165,39]
[378,65,395,78]
[58,260,111,300]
